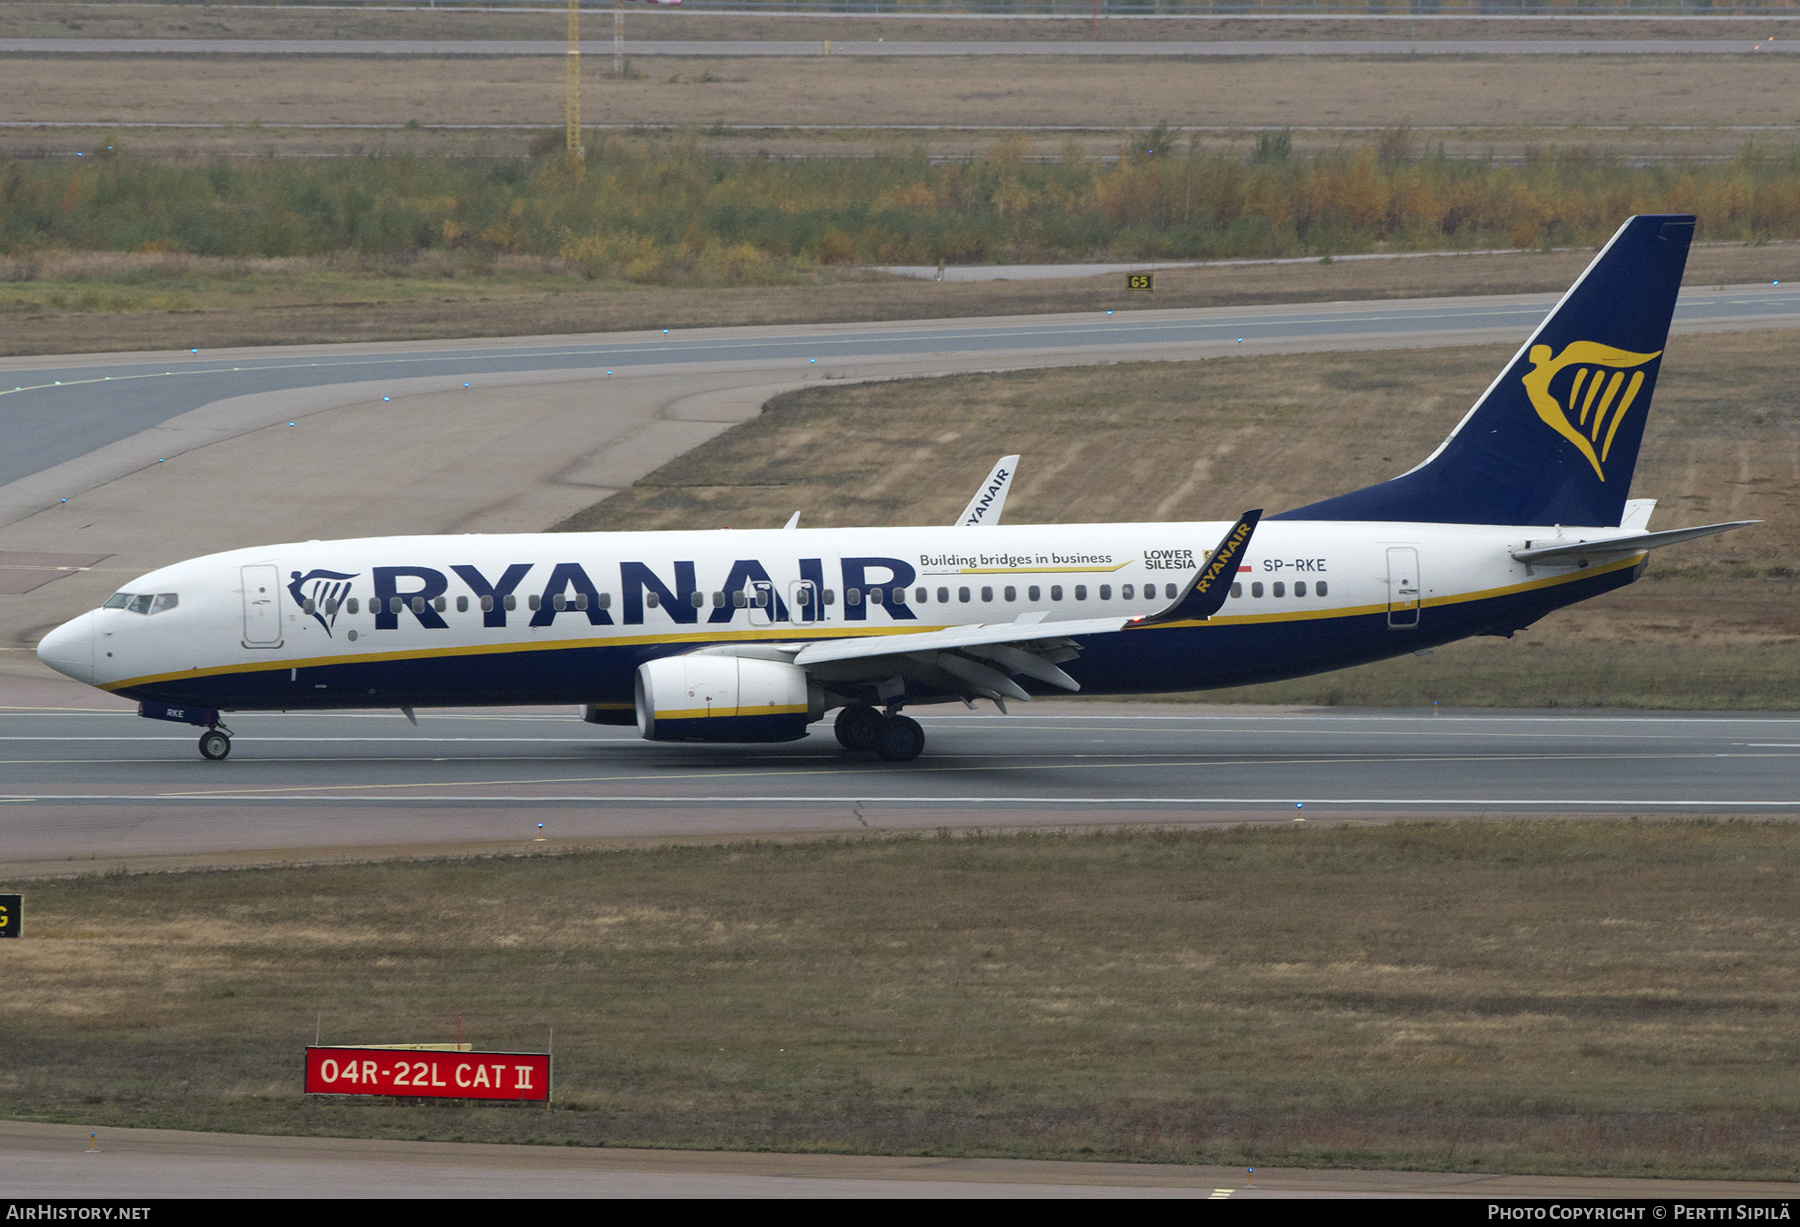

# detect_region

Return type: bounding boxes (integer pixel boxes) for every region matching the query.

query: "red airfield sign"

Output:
[305,1046,550,1101]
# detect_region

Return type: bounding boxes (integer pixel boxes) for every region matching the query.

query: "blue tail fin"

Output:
[1274,214,1694,528]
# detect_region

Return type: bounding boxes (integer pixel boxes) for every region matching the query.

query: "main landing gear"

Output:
[834,703,925,763]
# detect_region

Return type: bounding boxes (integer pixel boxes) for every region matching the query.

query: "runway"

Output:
[4,677,1795,875]
[5,38,1797,57]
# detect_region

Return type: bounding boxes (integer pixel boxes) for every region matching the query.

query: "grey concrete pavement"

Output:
[4,38,1797,56]
[6,1121,1799,1199]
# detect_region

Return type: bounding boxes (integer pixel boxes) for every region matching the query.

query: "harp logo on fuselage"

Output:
[1521,341,1662,482]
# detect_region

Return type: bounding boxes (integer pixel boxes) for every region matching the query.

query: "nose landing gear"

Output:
[198,727,232,761]
[833,703,925,763]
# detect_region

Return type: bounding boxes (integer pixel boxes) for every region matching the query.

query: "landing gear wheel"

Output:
[834,704,882,751]
[198,729,231,761]
[873,715,925,763]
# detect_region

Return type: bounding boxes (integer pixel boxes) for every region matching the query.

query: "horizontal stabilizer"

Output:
[1139,510,1262,626]
[1511,520,1758,565]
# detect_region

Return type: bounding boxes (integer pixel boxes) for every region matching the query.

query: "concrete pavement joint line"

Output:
[1,794,1796,808]
[6,37,1800,55]
[26,749,1791,800]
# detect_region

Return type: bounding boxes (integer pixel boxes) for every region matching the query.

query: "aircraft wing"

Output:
[733,512,1264,706]
[1510,519,1758,565]
[954,455,1020,526]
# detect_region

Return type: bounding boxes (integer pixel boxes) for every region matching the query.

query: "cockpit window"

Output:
[109,592,178,615]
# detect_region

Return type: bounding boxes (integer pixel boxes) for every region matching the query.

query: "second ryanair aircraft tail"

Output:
[1275,214,1695,529]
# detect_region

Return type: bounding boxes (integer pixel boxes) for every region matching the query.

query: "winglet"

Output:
[954,455,1020,527]
[1139,510,1261,626]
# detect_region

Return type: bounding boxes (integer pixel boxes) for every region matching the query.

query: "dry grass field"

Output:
[557,327,1800,709]
[5,51,1793,158]
[5,823,1799,1177]
[1,3,1770,44]
[1,244,1792,358]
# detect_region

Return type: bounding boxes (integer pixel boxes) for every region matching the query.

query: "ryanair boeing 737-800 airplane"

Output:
[35,215,1757,763]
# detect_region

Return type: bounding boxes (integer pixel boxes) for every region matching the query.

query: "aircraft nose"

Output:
[36,612,96,685]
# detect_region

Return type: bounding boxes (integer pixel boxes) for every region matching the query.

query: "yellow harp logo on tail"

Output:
[1521,341,1662,482]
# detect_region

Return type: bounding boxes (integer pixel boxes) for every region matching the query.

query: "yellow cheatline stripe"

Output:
[101,553,1644,693]
[953,563,1131,575]
[100,621,965,691]
[657,704,809,721]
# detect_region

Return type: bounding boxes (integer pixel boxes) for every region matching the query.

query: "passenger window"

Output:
[1028,585,1040,602]
[389,597,404,614]
[575,593,589,611]
[1230,583,1242,599]
[823,589,835,605]
[981,586,993,602]
[891,587,905,605]
[598,593,611,609]
[552,594,567,611]
[1295,581,1306,598]
[937,587,950,604]
[1272,582,1284,598]
[732,591,747,608]
[1075,585,1087,600]
[303,598,317,616]
[1316,581,1328,597]
[847,588,862,606]
[645,591,659,609]
[325,599,339,616]
[480,595,494,612]
[103,592,132,609]
[756,589,770,608]
[1050,585,1063,601]
[959,587,971,603]
[1122,584,1134,600]
[1099,585,1112,600]
[503,594,516,611]
[1251,582,1264,598]
[915,587,928,605]
[689,591,705,609]
[796,587,812,607]
[1003,586,1016,602]
[348,597,361,614]
[1166,584,1178,599]
[714,591,727,608]
[433,595,447,612]
[127,594,154,614]
[456,595,469,613]
[868,588,883,605]
[411,596,426,614]
[530,594,543,611]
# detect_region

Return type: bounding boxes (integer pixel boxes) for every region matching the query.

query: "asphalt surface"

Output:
[4,38,1797,56]
[5,699,1797,875]
[9,1122,1800,1200]
[7,286,1797,491]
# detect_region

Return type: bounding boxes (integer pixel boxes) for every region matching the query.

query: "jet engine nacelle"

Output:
[635,655,816,743]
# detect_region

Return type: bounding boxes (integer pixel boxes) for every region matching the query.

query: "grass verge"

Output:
[5,823,1799,1178]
